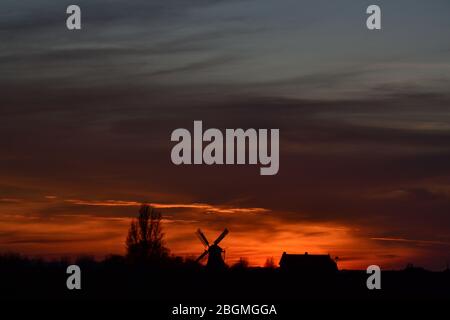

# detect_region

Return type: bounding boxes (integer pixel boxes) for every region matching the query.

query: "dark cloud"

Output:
[1,87,449,238]
[0,0,238,34]
[149,55,239,77]
[1,0,450,268]
[4,233,121,245]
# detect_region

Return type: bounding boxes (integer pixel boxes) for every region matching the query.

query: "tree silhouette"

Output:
[126,204,169,263]
[264,257,276,269]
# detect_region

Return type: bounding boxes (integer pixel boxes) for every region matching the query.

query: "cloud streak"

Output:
[64,199,269,214]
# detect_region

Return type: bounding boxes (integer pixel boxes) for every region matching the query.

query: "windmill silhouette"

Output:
[196,228,229,269]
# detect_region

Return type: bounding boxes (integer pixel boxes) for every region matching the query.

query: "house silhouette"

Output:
[279,252,338,273]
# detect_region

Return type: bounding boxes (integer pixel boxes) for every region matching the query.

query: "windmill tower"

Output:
[195,228,229,269]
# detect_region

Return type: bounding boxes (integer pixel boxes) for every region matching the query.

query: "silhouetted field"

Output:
[1,253,449,301]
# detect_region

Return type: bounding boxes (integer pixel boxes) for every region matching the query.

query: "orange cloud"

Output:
[64,199,268,214]
[0,198,444,270]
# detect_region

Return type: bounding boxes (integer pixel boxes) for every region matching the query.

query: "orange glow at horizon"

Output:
[0,197,435,270]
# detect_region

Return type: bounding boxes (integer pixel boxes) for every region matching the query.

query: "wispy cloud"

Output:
[0,198,23,203]
[64,199,269,214]
[371,237,450,246]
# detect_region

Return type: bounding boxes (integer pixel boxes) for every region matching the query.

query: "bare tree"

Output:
[126,204,169,263]
[264,257,276,269]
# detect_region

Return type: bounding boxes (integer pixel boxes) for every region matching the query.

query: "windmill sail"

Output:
[213,228,229,246]
[196,229,209,247]
[196,250,209,262]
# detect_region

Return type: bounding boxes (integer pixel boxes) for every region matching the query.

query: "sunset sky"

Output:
[1,0,450,270]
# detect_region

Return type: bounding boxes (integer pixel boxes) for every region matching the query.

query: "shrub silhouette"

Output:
[264,257,276,269]
[231,257,249,270]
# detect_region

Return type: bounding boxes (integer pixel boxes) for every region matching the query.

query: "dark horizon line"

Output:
[2,251,448,273]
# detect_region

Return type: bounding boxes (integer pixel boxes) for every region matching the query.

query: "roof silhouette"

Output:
[279,252,338,273]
